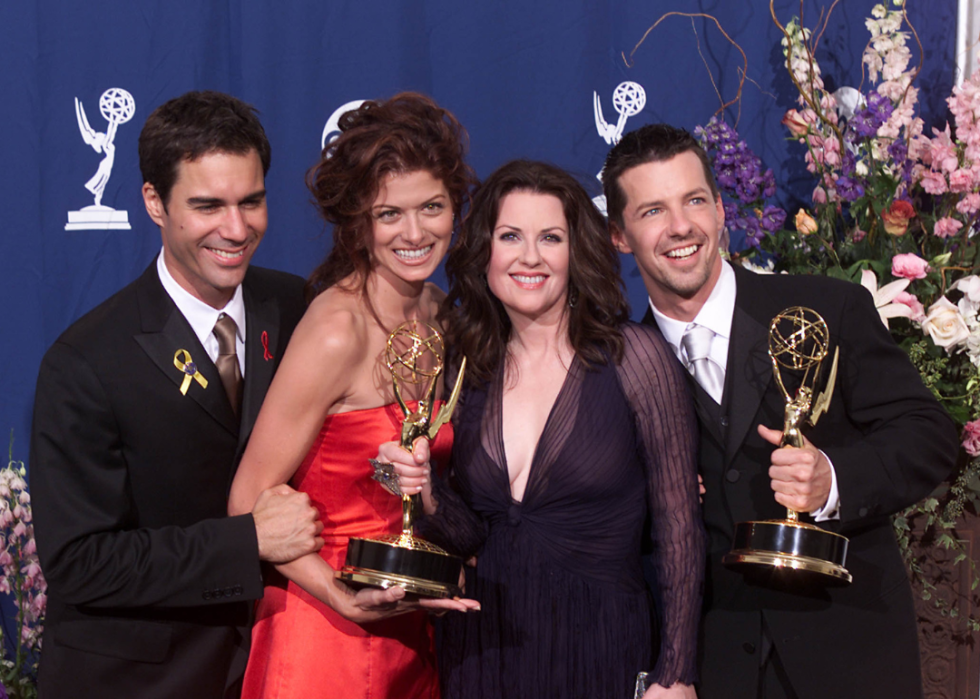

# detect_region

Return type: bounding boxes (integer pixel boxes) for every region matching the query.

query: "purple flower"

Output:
[836,175,865,202]
[736,180,762,203]
[723,202,739,222]
[849,92,894,139]
[762,169,776,198]
[716,167,738,190]
[888,139,908,163]
[760,205,787,232]
[743,216,765,247]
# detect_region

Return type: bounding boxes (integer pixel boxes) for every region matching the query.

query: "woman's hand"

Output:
[378,438,438,514]
[339,582,480,623]
[643,682,697,699]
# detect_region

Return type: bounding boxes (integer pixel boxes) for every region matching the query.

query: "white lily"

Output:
[860,269,913,328]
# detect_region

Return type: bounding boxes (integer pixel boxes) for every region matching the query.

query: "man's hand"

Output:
[644,681,697,698]
[757,424,832,513]
[253,484,323,563]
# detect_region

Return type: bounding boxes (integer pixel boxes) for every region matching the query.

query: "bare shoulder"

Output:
[289,287,368,365]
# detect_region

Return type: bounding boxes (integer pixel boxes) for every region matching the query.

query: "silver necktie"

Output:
[681,323,724,404]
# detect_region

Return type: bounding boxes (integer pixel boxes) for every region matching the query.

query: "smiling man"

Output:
[30,91,320,698]
[603,123,958,699]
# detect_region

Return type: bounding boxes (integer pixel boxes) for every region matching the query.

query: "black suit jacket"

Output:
[646,264,957,699]
[31,262,305,699]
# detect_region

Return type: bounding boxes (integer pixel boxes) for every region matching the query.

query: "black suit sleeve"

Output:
[31,341,263,608]
[823,283,958,527]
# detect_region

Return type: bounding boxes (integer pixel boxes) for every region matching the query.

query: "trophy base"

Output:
[722,519,852,585]
[339,534,462,599]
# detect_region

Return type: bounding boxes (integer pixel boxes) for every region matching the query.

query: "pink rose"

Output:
[852,227,867,242]
[882,200,916,236]
[782,109,810,138]
[934,217,964,239]
[894,291,926,322]
[949,168,975,193]
[963,419,980,456]
[957,193,980,216]
[919,170,949,195]
[891,253,930,280]
[812,186,828,205]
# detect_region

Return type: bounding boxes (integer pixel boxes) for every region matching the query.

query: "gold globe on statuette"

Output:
[722,306,852,585]
[338,320,467,598]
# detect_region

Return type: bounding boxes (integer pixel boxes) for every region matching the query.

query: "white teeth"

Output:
[210,248,244,259]
[394,245,433,260]
[513,275,546,284]
[666,244,699,259]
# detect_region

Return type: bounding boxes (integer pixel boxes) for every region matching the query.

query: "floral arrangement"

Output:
[710,0,980,627]
[0,436,45,699]
[694,117,786,250]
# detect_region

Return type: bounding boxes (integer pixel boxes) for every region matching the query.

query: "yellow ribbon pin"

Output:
[173,349,208,395]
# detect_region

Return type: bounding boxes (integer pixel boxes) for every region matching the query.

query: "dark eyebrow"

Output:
[186,189,266,208]
[239,189,267,205]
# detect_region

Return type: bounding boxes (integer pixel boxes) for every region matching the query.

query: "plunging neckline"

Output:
[487,355,581,504]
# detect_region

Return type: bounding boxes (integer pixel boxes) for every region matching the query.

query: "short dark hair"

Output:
[138,90,271,208]
[602,123,718,228]
[305,92,476,304]
[440,160,629,386]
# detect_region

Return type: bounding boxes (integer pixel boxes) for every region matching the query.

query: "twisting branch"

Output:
[622,12,747,121]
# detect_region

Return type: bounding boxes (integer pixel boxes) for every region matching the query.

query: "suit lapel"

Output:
[724,270,774,465]
[132,264,240,437]
[239,281,281,449]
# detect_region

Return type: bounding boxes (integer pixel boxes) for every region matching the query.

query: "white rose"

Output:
[953,275,980,303]
[921,297,970,353]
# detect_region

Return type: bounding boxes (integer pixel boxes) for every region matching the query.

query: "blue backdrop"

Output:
[0,1,958,467]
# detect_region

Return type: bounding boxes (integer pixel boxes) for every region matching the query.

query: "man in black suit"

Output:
[30,91,324,698]
[603,123,958,699]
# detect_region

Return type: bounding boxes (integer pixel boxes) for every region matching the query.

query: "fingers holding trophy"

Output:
[339,320,467,598]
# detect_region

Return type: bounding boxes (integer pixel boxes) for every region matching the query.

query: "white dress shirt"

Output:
[649,260,839,521]
[156,249,247,377]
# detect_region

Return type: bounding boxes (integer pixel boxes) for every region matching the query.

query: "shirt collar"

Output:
[650,259,736,353]
[156,248,246,347]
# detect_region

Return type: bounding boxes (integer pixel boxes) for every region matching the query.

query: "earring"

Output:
[568,288,578,308]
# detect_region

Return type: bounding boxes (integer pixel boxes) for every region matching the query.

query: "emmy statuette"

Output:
[338,321,466,598]
[722,307,852,584]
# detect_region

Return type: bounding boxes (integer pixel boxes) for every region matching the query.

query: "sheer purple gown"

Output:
[420,324,704,699]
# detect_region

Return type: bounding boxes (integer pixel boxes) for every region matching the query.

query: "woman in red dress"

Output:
[228,93,478,699]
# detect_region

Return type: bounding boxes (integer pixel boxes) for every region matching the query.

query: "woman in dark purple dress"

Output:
[389,160,704,698]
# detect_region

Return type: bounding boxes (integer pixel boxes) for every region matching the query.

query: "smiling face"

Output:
[142,149,267,309]
[487,190,570,325]
[611,150,725,321]
[369,170,453,291]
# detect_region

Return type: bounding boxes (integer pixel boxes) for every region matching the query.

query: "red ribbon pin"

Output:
[261,331,274,361]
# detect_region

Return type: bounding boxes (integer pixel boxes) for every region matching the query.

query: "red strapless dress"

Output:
[242,402,453,699]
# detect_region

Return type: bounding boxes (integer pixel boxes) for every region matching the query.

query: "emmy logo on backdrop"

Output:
[65,88,136,231]
[591,81,646,216]
[723,307,851,585]
[320,99,366,152]
[339,321,467,598]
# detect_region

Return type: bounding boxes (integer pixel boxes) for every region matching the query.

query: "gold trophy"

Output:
[338,320,467,598]
[722,306,852,584]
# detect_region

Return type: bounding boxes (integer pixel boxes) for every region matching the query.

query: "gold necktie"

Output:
[213,313,242,416]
